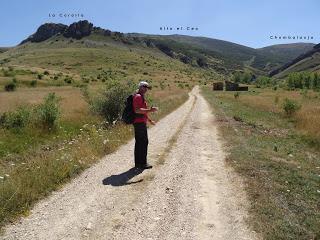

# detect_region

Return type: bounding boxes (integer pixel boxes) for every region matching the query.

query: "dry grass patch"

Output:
[0,87,88,121]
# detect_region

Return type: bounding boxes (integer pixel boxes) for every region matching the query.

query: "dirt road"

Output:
[1,87,259,240]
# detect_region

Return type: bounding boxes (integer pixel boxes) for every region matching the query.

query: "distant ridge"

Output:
[17,20,317,75]
[270,43,320,77]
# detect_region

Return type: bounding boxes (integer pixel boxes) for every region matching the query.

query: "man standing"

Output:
[133,81,158,169]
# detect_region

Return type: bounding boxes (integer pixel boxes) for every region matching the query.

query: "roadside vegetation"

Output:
[0,80,188,229]
[202,86,320,240]
[0,49,194,229]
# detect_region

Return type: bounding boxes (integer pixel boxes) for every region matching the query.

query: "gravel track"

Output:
[1,87,259,240]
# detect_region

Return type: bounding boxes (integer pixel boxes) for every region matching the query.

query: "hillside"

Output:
[270,43,320,78]
[0,20,314,78]
[0,21,228,85]
[127,33,314,73]
[258,43,315,59]
[0,22,220,91]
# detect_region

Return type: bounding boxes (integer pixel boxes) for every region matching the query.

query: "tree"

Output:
[312,72,320,90]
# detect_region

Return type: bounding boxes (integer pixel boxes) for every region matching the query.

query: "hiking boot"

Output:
[142,164,153,169]
[135,165,144,169]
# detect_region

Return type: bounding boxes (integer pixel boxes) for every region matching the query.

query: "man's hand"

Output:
[149,120,156,125]
[150,106,158,113]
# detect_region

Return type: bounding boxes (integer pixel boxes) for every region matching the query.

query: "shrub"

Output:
[43,70,49,75]
[37,74,43,80]
[36,93,61,129]
[233,71,254,84]
[4,82,16,91]
[64,78,72,84]
[160,81,165,90]
[30,80,37,87]
[282,98,301,116]
[0,106,31,129]
[178,83,184,89]
[90,81,135,123]
[255,76,272,88]
[64,75,73,84]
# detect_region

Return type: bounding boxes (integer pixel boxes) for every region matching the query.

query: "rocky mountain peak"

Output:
[63,20,93,39]
[20,23,67,44]
[20,20,95,44]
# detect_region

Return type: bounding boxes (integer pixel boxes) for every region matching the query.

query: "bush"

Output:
[0,106,31,129]
[178,83,184,89]
[64,76,73,84]
[37,74,43,80]
[255,76,272,88]
[160,81,165,90]
[30,80,37,87]
[90,81,135,123]
[64,78,72,84]
[4,82,16,91]
[43,70,49,75]
[282,98,301,116]
[36,93,61,129]
[233,71,254,84]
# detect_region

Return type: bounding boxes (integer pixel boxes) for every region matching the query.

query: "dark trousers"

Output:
[133,122,149,166]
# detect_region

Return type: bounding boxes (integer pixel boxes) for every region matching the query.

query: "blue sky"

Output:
[0,0,319,48]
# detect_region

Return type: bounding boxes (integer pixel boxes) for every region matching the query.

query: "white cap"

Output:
[138,81,152,89]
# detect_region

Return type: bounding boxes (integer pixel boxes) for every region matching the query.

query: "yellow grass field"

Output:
[225,88,320,138]
[0,87,89,121]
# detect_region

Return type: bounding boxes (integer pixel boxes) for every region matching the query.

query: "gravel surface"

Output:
[1,87,259,240]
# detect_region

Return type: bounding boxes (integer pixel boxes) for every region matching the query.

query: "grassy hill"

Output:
[1,20,314,81]
[0,33,218,90]
[127,33,314,74]
[257,43,315,59]
[270,44,320,78]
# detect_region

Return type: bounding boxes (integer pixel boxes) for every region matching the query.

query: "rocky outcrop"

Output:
[20,23,67,44]
[20,20,102,44]
[91,28,111,37]
[155,43,175,57]
[63,20,93,39]
[179,54,192,64]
